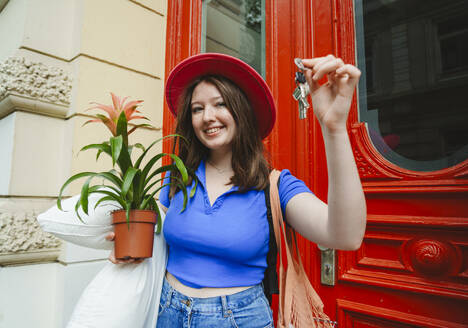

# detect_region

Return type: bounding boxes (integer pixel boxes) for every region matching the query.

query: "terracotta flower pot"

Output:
[112,209,157,260]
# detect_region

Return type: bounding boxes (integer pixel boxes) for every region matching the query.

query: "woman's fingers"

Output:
[106,231,144,264]
[301,55,334,75]
[302,55,361,86]
[105,232,115,241]
[108,249,119,264]
[336,64,361,82]
[301,56,327,69]
[108,251,143,264]
[302,56,345,81]
[314,59,344,81]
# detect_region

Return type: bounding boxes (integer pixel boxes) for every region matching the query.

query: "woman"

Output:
[110,53,366,327]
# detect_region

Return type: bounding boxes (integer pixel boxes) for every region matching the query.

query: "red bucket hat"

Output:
[165,53,276,139]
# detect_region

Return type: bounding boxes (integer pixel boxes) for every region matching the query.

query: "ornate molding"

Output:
[340,214,468,299]
[350,123,402,181]
[402,238,463,279]
[0,93,70,119]
[353,148,393,180]
[0,200,61,266]
[350,123,468,185]
[337,299,466,328]
[0,57,72,106]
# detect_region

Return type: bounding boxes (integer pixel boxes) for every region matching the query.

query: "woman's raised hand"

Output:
[301,55,361,134]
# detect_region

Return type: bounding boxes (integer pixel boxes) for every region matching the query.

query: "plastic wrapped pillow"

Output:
[37,193,167,328]
[37,192,119,250]
[67,227,167,328]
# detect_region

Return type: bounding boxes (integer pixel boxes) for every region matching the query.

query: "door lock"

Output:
[318,245,335,286]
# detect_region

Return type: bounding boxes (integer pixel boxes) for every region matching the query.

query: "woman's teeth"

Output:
[206,127,221,134]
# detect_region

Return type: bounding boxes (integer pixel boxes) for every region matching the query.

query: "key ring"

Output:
[294,58,305,71]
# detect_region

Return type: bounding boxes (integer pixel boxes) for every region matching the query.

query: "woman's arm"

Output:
[284,55,366,251]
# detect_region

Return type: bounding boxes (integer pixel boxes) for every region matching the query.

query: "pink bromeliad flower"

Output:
[84,92,151,136]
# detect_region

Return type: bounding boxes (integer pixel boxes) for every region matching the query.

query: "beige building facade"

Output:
[0,0,168,327]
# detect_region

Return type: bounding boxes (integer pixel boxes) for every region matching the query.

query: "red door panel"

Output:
[164,1,468,327]
[332,0,468,326]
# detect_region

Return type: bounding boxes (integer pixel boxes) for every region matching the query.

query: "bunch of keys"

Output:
[292,58,310,119]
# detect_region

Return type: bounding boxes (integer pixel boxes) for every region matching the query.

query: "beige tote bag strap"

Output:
[269,169,297,327]
[269,170,337,328]
[269,170,295,264]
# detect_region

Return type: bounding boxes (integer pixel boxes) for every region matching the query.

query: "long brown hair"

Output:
[169,75,271,198]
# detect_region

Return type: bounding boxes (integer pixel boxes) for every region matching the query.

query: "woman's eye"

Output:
[216,102,226,107]
[191,107,203,113]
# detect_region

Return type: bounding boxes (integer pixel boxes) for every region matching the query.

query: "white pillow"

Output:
[38,192,168,327]
[37,192,119,250]
[66,229,168,328]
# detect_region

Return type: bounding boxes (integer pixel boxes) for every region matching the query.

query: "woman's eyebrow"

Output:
[191,96,223,106]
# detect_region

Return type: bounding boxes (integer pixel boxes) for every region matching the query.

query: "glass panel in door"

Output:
[355,0,468,171]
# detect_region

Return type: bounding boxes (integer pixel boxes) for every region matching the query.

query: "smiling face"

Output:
[190,81,237,154]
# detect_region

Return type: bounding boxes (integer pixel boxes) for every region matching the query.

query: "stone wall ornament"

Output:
[0,200,62,266]
[0,57,72,105]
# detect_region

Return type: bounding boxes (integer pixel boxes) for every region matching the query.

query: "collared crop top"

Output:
[159,161,312,288]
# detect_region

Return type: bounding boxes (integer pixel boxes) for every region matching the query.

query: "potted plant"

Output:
[57,93,194,260]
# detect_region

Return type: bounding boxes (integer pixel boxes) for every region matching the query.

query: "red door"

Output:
[164,1,468,327]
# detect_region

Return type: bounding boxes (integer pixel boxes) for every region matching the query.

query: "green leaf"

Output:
[134,134,181,169]
[89,189,126,209]
[80,143,111,155]
[80,176,94,214]
[142,177,165,197]
[141,178,188,213]
[138,182,171,210]
[57,172,97,211]
[149,197,162,234]
[95,113,111,122]
[93,195,121,211]
[59,171,123,213]
[140,153,165,182]
[132,169,143,208]
[96,150,104,161]
[125,201,131,229]
[116,111,129,146]
[167,154,189,184]
[133,143,146,152]
[190,177,198,198]
[70,185,101,216]
[128,142,145,156]
[143,164,175,188]
[94,171,124,189]
[108,168,119,176]
[122,167,139,199]
[80,142,111,162]
[165,175,190,212]
[139,153,187,189]
[128,123,155,135]
[110,135,123,167]
[116,142,132,176]
[74,196,85,223]
[99,182,123,195]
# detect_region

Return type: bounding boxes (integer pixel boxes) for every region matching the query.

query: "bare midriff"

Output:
[165,271,253,298]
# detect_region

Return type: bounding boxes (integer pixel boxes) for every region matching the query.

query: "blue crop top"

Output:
[159,161,312,288]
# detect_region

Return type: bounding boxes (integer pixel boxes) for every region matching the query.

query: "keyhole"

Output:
[325,264,331,275]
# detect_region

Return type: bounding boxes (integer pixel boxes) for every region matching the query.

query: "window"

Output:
[201,0,265,76]
[355,0,468,171]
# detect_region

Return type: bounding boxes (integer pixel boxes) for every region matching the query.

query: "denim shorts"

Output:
[156,277,274,328]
